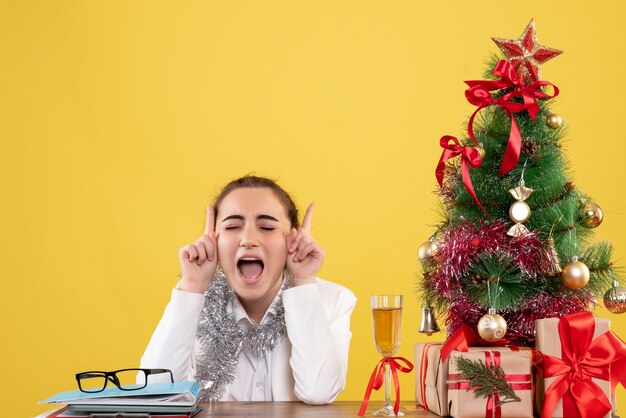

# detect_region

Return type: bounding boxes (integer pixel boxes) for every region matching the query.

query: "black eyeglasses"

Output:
[76,368,174,393]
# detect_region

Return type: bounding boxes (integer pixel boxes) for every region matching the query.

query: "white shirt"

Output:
[227,294,274,401]
[138,278,357,404]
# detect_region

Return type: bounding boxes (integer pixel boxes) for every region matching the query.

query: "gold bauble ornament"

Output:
[417,239,438,268]
[477,144,486,160]
[477,308,508,342]
[546,113,563,129]
[417,240,434,260]
[580,202,603,228]
[604,280,626,314]
[561,257,590,289]
[509,201,531,223]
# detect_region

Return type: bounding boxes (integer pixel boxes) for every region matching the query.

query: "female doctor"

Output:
[138,176,357,404]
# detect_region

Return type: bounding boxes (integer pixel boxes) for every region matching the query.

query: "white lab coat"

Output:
[138,278,357,405]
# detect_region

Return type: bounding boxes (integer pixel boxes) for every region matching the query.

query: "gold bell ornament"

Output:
[545,236,562,276]
[477,308,508,342]
[604,280,626,314]
[418,302,441,336]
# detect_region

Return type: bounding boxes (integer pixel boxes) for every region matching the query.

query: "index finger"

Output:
[204,204,215,235]
[301,203,315,232]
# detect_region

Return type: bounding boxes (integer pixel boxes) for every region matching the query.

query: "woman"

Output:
[138,176,357,404]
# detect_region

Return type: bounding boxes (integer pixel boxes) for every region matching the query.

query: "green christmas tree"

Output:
[418,19,624,345]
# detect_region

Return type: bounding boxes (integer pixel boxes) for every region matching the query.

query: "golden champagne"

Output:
[372,307,402,357]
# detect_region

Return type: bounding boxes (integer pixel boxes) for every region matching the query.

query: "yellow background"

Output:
[2,1,625,416]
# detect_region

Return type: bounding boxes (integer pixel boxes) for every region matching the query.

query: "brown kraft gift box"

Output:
[415,343,534,417]
[535,316,612,418]
[415,343,448,416]
[447,349,533,418]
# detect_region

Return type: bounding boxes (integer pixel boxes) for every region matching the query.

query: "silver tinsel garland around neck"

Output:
[194,269,290,402]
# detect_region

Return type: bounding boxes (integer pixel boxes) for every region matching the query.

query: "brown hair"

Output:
[213,175,300,229]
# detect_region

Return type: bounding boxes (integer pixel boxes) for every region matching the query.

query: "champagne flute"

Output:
[370,295,403,416]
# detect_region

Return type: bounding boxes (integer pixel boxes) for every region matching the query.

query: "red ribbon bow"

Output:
[440,324,508,361]
[540,311,626,418]
[358,356,414,416]
[436,135,485,213]
[441,324,480,361]
[465,60,559,176]
[612,356,626,397]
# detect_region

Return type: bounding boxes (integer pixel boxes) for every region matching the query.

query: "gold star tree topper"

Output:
[492,19,563,83]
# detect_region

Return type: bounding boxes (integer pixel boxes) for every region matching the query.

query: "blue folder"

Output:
[40,381,200,407]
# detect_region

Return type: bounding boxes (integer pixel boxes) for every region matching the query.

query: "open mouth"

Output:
[237,257,265,282]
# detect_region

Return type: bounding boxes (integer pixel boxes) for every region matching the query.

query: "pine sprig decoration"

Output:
[465,253,527,310]
[454,356,522,406]
[581,240,620,293]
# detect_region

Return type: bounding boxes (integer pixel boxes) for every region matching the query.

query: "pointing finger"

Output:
[199,234,215,262]
[209,231,218,261]
[301,203,315,233]
[289,229,306,253]
[295,241,316,262]
[194,242,207,266]
[204,204,215,236]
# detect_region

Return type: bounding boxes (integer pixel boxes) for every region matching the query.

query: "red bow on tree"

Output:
[465,60,559,176]
[436,135,485,213]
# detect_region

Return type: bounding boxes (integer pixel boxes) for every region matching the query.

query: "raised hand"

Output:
[286,203,326,286]
[177,205,219,293]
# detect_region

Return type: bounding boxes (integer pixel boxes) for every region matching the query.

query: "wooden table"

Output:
[38,401,439,417]
[192,401,437,417]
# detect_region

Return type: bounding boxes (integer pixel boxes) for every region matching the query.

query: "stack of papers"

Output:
[40,381,201,417]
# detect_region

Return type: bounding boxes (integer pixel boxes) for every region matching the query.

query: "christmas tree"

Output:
[418,19,626,346]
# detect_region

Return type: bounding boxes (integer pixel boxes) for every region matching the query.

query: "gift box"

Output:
[415,343,448,416]
[447,349,533,418]
[535,312,626,418]
[415,342,534,417]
